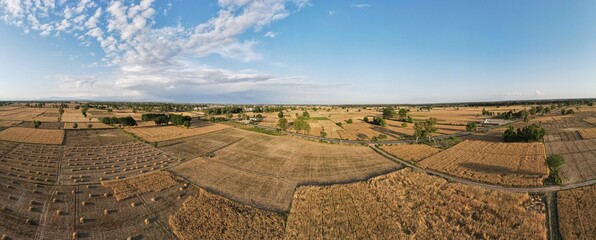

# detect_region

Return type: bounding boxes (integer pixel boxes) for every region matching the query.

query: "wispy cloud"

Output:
[351,4,371,8]
[328,10,336,16]
[264,31,278,38]
[535,89,545,96]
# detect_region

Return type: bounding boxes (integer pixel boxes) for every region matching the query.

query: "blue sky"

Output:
[0,0,594,104]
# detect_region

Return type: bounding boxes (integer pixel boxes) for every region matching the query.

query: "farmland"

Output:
[169,189,285,240]
[124,122,230,142]
[557,185,596,240]
[578,128,596,139]
[285,168,546,239]
[0,127,64,144]
[170,128,401,212]
[419,140,548,187]
[0,102,594,239]
[542,115,596,184]
[380,144,441,162]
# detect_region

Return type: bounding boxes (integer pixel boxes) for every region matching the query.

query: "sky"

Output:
[0,0,595,104]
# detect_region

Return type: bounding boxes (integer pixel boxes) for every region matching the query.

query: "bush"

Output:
[154,116,169,125]
[546,155,565,185]
[73,123,78,129]
[503,124,546,142]
[32,120,41,129]
[401,122,407,127]
[345,119,353,124]
[466,122,477,132]
[87,123,93,129]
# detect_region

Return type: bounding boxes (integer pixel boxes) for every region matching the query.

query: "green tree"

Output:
[183,121,191,128]
[277,118,288,130]
[73,123,78,129]
[382,107,396,119]
[87,123,93,129]
[466,122,477,132]
[278,111,284,118]
[320,130,327,138]
[302,111,310,118]
[546,155,565,170]
[401,122,407,127]
[33,120,41,129]
[363,116,369,123]
[398,109,410,121]
[345,119,353,124]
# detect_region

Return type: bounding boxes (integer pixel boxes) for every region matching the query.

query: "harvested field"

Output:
[545,139,596,184]
[61,109,91,122]
[0,127,64,144]
[380,144,441,162]
[285,168,546,239]
[169,189,285,240]
[557,184,596,240]
[0,120,21,127]
[63,129,131,145]
[0,142,61,184]
[578,128,596,139]
[61,140,179,184]
[17,121,64,129]
[101,171,178,201]
[159,130,244,160]
[124,122,230,142]
[171,128,400,212]
[0,108,46,121]
[419,140,548,187]
[63,122,113,129]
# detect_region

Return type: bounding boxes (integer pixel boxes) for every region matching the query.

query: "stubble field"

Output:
[557,184,596,240]
[285,168,546,239]
[419,140,548,186]
[170,128,401,212]
[124,122,230,142]
[0,127,65,144]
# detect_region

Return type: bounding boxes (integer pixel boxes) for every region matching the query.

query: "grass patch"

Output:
[242,126,282,136]
[305,117,329,121]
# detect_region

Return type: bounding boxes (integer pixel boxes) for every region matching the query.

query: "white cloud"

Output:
[328,10,336,16]
[0,0,313,101]
[264,31,277,38]
[535,89,545,96]
[351,4,371,8]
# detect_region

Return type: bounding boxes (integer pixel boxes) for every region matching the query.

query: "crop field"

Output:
[170,128,400,212]
[169,189,285,240]
[0,107,46,121]
[419,140,548,186]
[0,142,61,184]
[101,171,179,201]
[124,122,230,142]
[0,120,21,127]
[0,127,64,144]
[158,130,244,160]
[380,144,441,162]
[578,128,596,139]
[545,139,596,184]
[63,129,131,145]
[285,168,546,239]
[557,185,596,240]
[541,115,596,184]
[61,140,179,184]
[61,109,92,122]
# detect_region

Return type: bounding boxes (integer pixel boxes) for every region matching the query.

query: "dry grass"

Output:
[380,144,441,162]
[419,140,548,187]
[0,127,64,144]
[285,168,546,239]
[578,128,596,139]
[169,189,285,240]
[124,123,230,142]
[557,185,596,240]
[101,171,178,201]
[171,128,400,212]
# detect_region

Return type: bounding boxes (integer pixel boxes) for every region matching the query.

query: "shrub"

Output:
[87,123,93,129]
[503,124,546,142]
[466,122,477,132]
[401,122,407,127]
[345,119,353,124]
[546,154,565,185]
[32,120,41,129]
[73,123,78,129]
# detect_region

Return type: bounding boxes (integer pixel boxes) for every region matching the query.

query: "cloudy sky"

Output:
[0,0,594,104]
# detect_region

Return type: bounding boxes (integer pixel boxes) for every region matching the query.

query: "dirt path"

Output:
[545,192,562,240]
